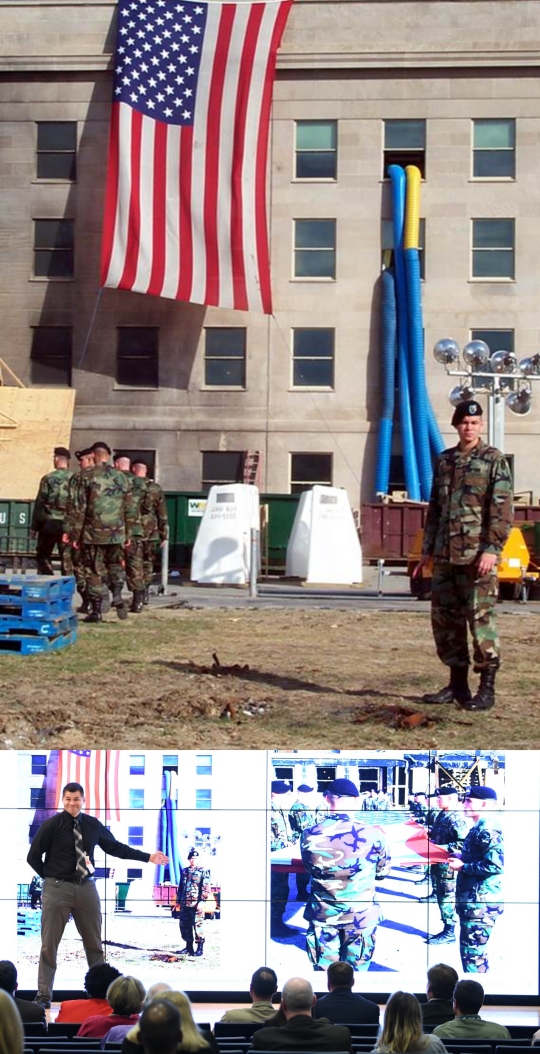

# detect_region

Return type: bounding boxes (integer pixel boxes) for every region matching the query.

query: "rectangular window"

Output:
[127,868,143,880]
[30,326,72,386]
[30,788,46,810]
[204,328,246,387]
[116,328,159,387]
[294,219,336,279]
[295,120,337,180]
[129,789,145,810]
[129,755,145,776]
[37,122,77,181]
[292,329,335,388]
[196,754,212,776]
[382,218,426,280]
[33,219,74,279]
[31,755,47,776]
[196,789,212,810]
[472,219,515,279]
[128,826,144,847]
[473,119,515,179]
[121,450,156,476]
[201,451,245,491]
[290,452,333,494]
[471,329,514,357]
[384,119,426,178]
[163,754,179,769]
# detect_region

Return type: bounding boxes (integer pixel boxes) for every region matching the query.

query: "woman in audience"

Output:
[120,990,219,1054]
[77,975,145,1038]
[0,990,24,1054]
[56,962,122,1022]
[373,992,448,1054]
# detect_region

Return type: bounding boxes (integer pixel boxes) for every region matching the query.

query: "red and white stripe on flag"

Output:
[101,0,292,314]
[56,751,121,823]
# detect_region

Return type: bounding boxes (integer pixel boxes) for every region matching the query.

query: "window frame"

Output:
[128,789,145,810]
[36,121,77,182]
[471,218,515,282]
[201,451,245,492]
[30,326,73,387]
[203,328,247,389]
[128,826,144,847]
[129,755,146,776]
[289,452,333,494]
[470,329,515,357]
[115,327,159,389]
[383,119,426,179]
[294,120,338,182]
[32,218,75,281]
[196,788,212,810]
[291,328,335,390]
[293,219,337,281]
[471,119,516,181]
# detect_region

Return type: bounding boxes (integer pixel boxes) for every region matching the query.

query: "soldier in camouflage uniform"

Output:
[132,459,168,603]
[270,780,297,939]
[63,448,95,613]
[448,786,503,972]
[176,849,209,957]
[300,778,390,971]
[416,400,513,711]
[31,447,74,575]
[289,784,322,902]
[113,454,152,613]
[425,787,467,945]
[69,441,135,622]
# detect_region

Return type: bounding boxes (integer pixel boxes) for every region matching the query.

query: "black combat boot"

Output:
[84,597,102,623]
[194,939,204,957]
[418,890,436,902]
[143,586,150,605]
[422,666,471,705]
[178,942,194,956]
[77,590,91,615]
[426,923,455,945]
[131,590,144,613]
[460,665,497,711]
[111,583,128,619]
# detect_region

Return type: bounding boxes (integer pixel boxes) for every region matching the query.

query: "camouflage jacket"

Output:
[126,474,154,539]
[422,440,513,564]
[301,812,390,926]
[289,802,324,842]
[410,802,428,824]
[271,805,293,850]
[70,463,135,546]
[64,468,93,534]
[455,815,504,916]
[177,865,209,907]
[142,480,168,542]
[430,808,467,853]
[31,469,74,529]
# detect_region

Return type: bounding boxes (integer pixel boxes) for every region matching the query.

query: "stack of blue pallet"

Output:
[0,575,77,655]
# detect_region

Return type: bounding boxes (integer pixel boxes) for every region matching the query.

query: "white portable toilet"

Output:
[286,486,362,584]
[191,484,260,584]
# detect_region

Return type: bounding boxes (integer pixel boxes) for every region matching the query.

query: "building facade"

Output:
[1,0,540,504]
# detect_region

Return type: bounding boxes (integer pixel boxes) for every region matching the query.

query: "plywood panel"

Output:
[0,389,75,499]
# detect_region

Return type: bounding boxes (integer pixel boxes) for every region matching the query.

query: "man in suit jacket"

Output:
[0,960,47,1027]
[312,962,379,1025]
[421,963,458,1028]
[220,967,278,1022]
[251,977,352,1052]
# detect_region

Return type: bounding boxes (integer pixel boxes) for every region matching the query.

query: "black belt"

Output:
[46,876,94,884]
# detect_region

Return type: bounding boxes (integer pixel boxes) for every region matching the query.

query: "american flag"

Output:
[56,751,122,823]
[101,0,292,314]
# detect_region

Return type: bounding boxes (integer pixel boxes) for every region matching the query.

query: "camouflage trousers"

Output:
[431,561,500,670]
[179,905,204,943]
[270,869,290,921]
[36,522,71,577]
[431,862,457,926]
[82,544,125,600]
[458,906,502,972]
[306,920,377,971]
[142,539,158,587]
[63,544,87,594]
[125,538,145,591]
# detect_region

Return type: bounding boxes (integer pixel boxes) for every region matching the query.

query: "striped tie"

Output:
[73,819,89,879]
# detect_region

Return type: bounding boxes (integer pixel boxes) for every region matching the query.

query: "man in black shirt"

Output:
[28,781,168,1008]
[312,962,379,1025]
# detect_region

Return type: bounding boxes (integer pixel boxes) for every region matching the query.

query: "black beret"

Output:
[54,446,71,459]
[91,441,112,455]
[271,780,291,794]
[326,778,359,798]
[75,447,94,460]
[297,784,314,793]
[466,786,497,801]
[451,400,484,427]
[187,849,199,859]
[436,787,458,796]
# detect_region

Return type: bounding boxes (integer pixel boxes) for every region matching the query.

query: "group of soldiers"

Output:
[271,778,504,975]
[31,442,168,622]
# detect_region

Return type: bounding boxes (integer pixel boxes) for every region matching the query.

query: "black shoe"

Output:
[143,586,150,605]
[34,994,51,1009]
[84,597,103,623]
[418,891,436,902]
[131,590,144,613]
[423,666,471,705]
[111,583,125,607]
[178,943,194,955]
[77,591,91,615]
[460,665,497,711]
[194,940,205,957]
[426,925,455,945]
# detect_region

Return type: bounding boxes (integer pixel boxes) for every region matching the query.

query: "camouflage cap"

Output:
[325,778,359,797]
[271,780,291,794]
[54,446,71,459]
[465,785,497,801]
[451,400,483,426]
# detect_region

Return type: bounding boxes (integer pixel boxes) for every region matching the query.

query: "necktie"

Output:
[73,819,89,879]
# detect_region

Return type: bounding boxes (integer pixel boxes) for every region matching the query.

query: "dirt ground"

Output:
[0,606,539,749]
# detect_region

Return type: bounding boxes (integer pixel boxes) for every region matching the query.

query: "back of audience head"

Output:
[453,980,484,1016]
[427,963,459,1001]
[380,991,425,1053]
[139,1000,182,1054]
[0,990,24,1054]
[144,981,173,1007]
[159,991,208,1051]
[281,977,315,1017]
[327,961,354,990]
[106,975,146,1016]
[85,962,122,999]
[251,967,278,1002]
[0,960,17,996]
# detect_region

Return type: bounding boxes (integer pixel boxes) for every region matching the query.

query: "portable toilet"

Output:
[190,484,260,584]
[286,486,362,584]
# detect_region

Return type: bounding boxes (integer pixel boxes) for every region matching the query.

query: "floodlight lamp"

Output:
[506,388,532,416]
[434,339,460,367]
[490,349,518,374]
[519,354,540,377]
[463,340,490,370]
[449,384,476,408]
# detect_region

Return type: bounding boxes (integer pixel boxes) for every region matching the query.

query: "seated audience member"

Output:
[0,990,25,1054]
[139,1000,183,1054]
[56,962,122,1022]
[122,989,219,1054]
[103,983,173,1048]
[0,959,46,1027]
[421,964,459,1028]
[433,980,511,1040]
[250,976,353,1052]
[531,1029,540,1046]
[313,962,380,1024]
[220,967,278,1023]
[77,975,145,1038]
[372,991,447,1054]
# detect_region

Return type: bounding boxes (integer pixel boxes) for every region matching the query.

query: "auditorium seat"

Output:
[47,1025,82,1039]
[442,1045,492,1054]
[214,1023,262,1038]
[495,1046,535,1054]
[507,1030,538,1042]
[23,1025,48,1037]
